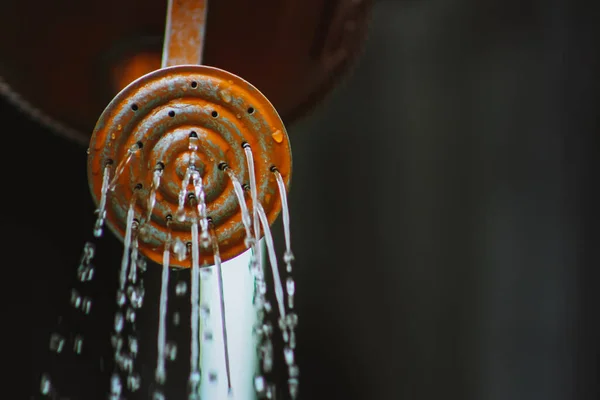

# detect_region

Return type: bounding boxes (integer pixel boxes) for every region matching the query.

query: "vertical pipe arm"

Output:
[162,0,208,67]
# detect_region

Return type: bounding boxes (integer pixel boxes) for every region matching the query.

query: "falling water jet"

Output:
[223,167,254,248]
[109,188,140,393]
[128,220,140,284]
[273,169,295,273]
[77,242,95,282]
[256,200,303,398]
[93,163,112,237]
[155,216,172,385]
[119,191,139,291]
[256,203,286,320]
[175,166,194,222]
[273,168,300,397]
[125,218,144,390]
[108,142,141,191]
[242,144,263,274]
[145,163,164,224]
[242,144,261,246]
[191,171,211,248]
[189,220,201,397]
[224,167,267,322]
[210,226,233,395]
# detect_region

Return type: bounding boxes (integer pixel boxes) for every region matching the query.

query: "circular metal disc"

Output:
[87,65,291,267]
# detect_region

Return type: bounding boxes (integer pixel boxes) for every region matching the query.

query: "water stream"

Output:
[42,143,296,400]
[189,221,201,398]
[155,219,172,385]
[94,164,112,237]
[146,165,164,224]
[109,143,141,191]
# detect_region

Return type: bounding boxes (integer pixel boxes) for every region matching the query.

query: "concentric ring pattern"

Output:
[87,65,292,267]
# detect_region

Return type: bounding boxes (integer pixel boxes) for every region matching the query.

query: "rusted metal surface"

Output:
[161,0,208,67]
[87,65,292,267]
[0,0,373,145]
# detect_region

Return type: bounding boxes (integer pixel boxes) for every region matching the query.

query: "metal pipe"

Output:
[161,0,208,67]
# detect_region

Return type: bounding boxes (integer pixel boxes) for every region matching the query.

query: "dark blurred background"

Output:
[8,0,599,398]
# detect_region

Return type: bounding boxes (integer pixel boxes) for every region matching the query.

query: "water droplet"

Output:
[153,391,166,400]
[261,342,273,372]
[114,312,124,333]
[81,297,92,314]
[279,317,287,332]
[77,266,95,282]
[70,289,82,308]
[165,342,177,361]
[86,147,91,155]
[93,226,103,238]
[110,373,122,396]
[175,209,186,222]
[254,375,266,393]
[203,331,213,342]
[126,307,136,323]
[137,258,148,272]
[200,231,211,248]
[272,129,283,143]
[111,334,123,350]
[284,250,295,263]
[175,281,188,296]
[266,384,276,399]
[289,364,300,378]
[189,371,201,385]
[286,313,298,328]
[288,378,299,399]
[173,237,187,260]
[263,300,272,313]
[116,290,126,307]
[262,323,273,336]
[258,281,267,296]
[208,371,218,383]
[49,333,64,353]
[73,335,83,354]
[127,373,141,391]
[81,242,96,264]
[116,352,133,373]
[284,346,295,365]
[40,373,51,395]
[129,336,139,355]
[173,312,180,326]
[127,285,145,309]
[286,277,295,296]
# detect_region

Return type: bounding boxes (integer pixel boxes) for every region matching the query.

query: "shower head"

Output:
[87,65,292,267]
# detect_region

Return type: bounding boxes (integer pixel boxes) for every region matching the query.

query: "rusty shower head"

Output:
[87,65,291,268]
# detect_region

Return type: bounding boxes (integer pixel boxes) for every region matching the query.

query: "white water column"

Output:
[198,245,261,400]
